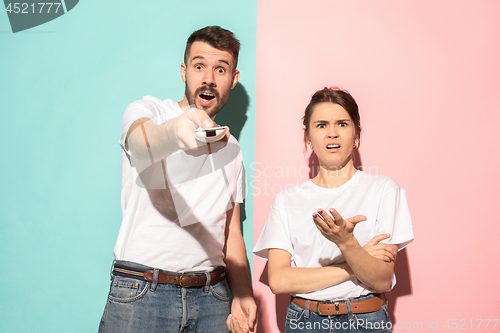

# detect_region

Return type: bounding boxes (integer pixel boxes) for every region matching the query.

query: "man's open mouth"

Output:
[199,91,216,102]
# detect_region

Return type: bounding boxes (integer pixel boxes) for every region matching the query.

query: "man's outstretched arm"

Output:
[126,107,215,162]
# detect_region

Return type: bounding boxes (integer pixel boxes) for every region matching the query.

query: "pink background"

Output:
[253,1,500,332]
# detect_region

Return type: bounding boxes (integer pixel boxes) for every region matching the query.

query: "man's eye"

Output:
[195,65,203,70]
[216,68,226,74]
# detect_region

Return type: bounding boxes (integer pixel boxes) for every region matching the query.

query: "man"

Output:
[99,26,257,333]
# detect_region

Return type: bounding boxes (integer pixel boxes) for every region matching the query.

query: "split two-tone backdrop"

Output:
[1,1,499,332]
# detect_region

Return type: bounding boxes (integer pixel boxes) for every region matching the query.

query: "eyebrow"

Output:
[190,56,230,67]
[313,119,352,123]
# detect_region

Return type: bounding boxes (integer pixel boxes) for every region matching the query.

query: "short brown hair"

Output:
[184,26,241,70]
[303,87,361,140]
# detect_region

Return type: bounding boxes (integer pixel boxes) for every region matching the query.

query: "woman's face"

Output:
[305,102,358,169]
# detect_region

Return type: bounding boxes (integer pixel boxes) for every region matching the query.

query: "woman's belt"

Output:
[292,294,384,316]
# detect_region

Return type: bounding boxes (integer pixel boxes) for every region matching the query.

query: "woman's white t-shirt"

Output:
[253,170,413,301]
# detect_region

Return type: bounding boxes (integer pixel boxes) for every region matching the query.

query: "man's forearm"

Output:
[127,107,214,162]
[127,118,180,162]
[224,205,253,297]
[225,236,252,296]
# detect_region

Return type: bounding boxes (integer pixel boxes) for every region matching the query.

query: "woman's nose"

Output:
[327,126,339,138]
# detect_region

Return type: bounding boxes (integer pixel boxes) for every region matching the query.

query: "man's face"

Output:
[181,41,240,119]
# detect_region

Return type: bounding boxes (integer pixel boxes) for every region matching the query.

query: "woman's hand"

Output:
[364,234,396,262]
[313,208,366,246]
[314,208,397,293]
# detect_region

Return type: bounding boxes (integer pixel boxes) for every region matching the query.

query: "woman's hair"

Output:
[303,87,361,140]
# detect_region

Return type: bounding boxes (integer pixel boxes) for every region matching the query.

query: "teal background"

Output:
[0,1,256,332]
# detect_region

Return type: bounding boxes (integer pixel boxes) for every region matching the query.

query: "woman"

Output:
[254,87,413,332]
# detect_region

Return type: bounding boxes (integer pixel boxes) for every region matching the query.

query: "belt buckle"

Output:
[179,273,190,287]
[316,301,340,316]
[179,273,199,288]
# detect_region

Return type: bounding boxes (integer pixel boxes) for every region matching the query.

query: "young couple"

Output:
[100,25,413,333]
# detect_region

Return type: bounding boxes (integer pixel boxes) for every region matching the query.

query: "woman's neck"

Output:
[312,161,357,189]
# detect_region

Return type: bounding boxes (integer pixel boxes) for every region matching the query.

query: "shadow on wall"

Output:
[215,82,255,307]
[256,148,413,332]
[258,263,290,333]
[386,248,412,325]
[217,82,249,143]
[216,82,249,227]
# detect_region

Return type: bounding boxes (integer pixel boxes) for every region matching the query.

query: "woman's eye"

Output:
[339,122,348,127]
[317,124,326,128]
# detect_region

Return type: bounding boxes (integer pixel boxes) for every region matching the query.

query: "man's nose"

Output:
[202,69,216,86]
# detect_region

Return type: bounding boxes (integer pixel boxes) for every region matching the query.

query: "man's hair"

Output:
[184,26,241,70]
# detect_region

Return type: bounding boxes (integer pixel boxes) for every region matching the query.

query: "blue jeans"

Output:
[99,261,230,333]
[285,294,392,333]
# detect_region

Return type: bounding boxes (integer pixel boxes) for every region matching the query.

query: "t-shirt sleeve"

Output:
[119,99,155,153]
[253,196,293,260]
[119,96,176,157]
[376,185,414,251]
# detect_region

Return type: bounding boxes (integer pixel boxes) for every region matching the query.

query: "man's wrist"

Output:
[230,288,254,299]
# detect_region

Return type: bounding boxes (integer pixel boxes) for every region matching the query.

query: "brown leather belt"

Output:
[292,294,384,316]
[112,263,225,288]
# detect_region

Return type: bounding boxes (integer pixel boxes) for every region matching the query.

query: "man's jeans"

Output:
[99,261,230,333]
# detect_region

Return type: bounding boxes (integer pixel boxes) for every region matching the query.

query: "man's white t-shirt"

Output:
[253,170,413,301]
[114,96,243,272]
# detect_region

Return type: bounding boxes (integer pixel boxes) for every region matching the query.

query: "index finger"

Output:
[368,234,391,246]
[328,208,343,225]
[197,109,214,128]
[183,106,214,129]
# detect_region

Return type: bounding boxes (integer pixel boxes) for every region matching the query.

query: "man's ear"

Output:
[230,69,240,89]
[180,63,186,83]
